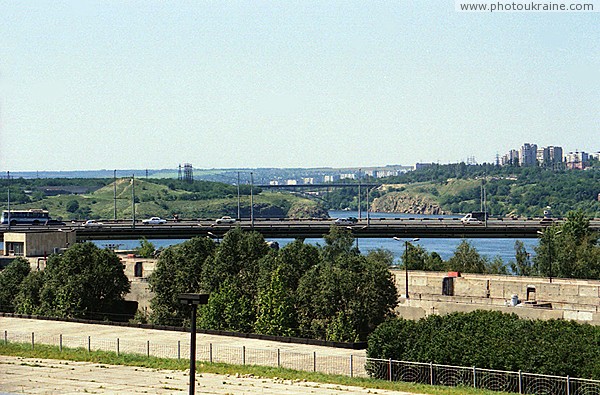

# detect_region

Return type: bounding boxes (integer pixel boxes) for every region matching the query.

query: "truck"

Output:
[461,211,488,224]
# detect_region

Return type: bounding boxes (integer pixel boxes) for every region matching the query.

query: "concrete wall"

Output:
[392,269,600,324]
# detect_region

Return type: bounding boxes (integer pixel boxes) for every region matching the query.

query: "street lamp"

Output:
[393,237,420,299]
[537,229,562,283]
[178,293,210,395]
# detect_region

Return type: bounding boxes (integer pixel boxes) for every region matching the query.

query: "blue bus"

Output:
[1,209,50,225]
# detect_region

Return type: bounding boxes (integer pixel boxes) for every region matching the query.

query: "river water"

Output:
[93,210,539,266]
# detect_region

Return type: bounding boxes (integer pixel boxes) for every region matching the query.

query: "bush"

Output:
[367,310,600,379]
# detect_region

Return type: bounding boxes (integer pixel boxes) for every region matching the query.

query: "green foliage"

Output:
[135,238,156,258]
[0,258,31,312]
[199,278,255,333]
[446,240,488,274]
[35,243,131,318]
[147,227,397,342]
[254,265,297,336]
[14,270,44,315]
[148,236,215,326]
[510,240,533,276]
[296,240,398,341]
[65,199,79,213]
[379,164,600,217]
[368,310,600,379]
[534,210,600,279]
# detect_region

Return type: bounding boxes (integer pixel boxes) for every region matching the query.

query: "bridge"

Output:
[3,217,599,241]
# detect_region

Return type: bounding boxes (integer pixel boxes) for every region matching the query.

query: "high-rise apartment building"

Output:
[519,143,538,167]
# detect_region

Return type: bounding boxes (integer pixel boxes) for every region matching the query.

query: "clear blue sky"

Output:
[1,1,598,171]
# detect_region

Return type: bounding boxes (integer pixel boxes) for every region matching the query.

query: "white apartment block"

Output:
[565,151,589,170]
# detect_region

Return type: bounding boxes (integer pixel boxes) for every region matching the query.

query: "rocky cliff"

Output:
[371,192,446,215]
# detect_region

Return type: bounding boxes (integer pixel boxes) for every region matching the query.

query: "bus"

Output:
[1,209,50,225]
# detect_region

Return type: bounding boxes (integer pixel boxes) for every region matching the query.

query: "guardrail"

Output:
[2,329,600,394]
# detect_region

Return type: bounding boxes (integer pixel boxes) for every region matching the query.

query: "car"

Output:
[334,217,358,226]
[83,220,103,227]
[215,216,236,224]
[461,217,482,224]
[142,217,167,225]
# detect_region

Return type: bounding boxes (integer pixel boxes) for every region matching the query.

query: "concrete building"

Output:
[566,151,589,170]
[3,231,75,258]
[519,143,538,166]
[501,149,519,166]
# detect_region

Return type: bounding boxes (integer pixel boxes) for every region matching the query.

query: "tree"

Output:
[149,236,215,326]
[199,277,255,333]
[65,199,79,213]
[38,243,130,318]
[135,238,156,258]
[254,265,296,336]
[0,258,31,312]
[510,240,533,276]
[446,240,488,274]
[296,231,398,342]
[200,227,270,298]
[14,270,44,315]
[534,211,600,279]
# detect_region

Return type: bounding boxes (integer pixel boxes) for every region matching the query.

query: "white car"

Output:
[142,217,167,225]
[83,220,103,227]
[215,216,236,224]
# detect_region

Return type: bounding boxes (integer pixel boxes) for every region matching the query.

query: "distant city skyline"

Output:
[1,2,599,172]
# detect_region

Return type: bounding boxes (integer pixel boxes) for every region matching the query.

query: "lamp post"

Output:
[394,237,420,299]
[537,230,562,283]
[178,293,210,395]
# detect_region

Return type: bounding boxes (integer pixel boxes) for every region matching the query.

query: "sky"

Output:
[0,1,599,172]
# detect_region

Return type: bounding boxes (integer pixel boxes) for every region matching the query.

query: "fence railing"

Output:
[3,329,600,395]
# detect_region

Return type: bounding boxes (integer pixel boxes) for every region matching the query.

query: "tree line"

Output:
[148,226,398,342]
[402,210,600,280]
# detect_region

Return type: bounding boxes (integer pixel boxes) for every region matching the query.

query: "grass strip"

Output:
[0,342,515,395]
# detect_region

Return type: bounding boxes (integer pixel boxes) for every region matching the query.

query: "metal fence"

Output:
[3,329,600,395]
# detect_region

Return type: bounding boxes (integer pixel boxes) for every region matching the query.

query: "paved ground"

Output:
[0,355,423,395]
[0,318,424,394]
[0,317,363,358]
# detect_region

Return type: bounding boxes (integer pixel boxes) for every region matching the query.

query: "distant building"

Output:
[519,143,538,167]
[323,175,339,183]
[340,173,356,180]
[285,179,298,185]
[565,151,589,170]
[501,150,519,166]
[302,177,315,184]
[414,163,434,170]
[537,146,564,167]
[269,180,280,186]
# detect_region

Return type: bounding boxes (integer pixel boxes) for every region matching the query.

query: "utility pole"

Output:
[131,174,136,228]
[250,172,254,227]
[6,171,10,230]
[113,170,117,220]
[358,168,362,219]
[237,172,241,221]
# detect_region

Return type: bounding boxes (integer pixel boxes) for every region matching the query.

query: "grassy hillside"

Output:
[6,178,326,220]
